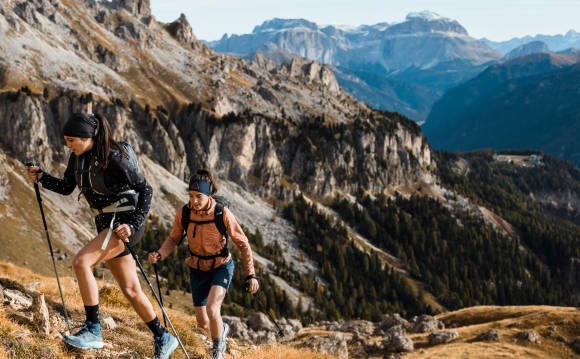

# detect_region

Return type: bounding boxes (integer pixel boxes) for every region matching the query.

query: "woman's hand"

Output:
[26,166,43,183]
[246,278,259,294]
[113,224,132,242]
[148,251,162,264]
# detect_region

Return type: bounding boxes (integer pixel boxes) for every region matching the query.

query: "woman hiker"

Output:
[148,169,259,359]
[26,113,178,359]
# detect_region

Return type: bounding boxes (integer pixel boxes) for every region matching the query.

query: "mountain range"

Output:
[208,12,502,123]
[423,52,580,167]
[483,30,580,54]
[0,1,579,357]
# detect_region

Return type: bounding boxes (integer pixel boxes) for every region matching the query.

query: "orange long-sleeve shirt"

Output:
[158,197,255,276]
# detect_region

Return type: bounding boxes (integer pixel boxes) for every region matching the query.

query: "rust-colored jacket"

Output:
[158,197,255,276]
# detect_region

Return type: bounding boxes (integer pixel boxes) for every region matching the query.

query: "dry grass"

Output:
[237,345,338,359]
[405,305,580,359]
[0,261,344,358]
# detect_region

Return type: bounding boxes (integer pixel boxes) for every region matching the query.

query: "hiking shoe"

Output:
[210,346,223,359]
[219,322,229,353]
[153,330,178,359]
[63,321,103,349]
[210,322,229,358]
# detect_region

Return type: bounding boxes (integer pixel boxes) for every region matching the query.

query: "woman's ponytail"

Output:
[92,113,124,170]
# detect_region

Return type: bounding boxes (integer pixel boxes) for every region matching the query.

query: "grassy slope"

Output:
[1,262,579,358]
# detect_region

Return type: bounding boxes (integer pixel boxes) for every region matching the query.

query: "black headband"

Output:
[63,113,98,138]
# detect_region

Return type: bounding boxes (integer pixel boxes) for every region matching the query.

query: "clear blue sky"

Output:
[150,0,579,42]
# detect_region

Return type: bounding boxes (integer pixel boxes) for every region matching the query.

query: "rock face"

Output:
[113,0,151,18]
[0,0,434,202]
[165,13,204,51]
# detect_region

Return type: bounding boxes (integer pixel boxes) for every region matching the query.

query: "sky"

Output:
[150,0,579,42]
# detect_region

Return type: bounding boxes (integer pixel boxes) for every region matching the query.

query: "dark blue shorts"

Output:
[189,258,234,307]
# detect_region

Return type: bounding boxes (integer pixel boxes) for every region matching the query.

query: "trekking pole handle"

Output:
[25,162,43,201]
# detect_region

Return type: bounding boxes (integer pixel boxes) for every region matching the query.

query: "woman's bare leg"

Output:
[72,229,126,305]
[106,254,156,322]
[206,285,226,338]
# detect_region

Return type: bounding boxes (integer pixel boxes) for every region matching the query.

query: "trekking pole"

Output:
[125,244,190,359]
[152,263,167,327]
[245,283,284,337]
[25,162,72,332]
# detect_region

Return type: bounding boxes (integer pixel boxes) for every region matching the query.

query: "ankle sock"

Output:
[84,304,100,324]
[146,317,166,337]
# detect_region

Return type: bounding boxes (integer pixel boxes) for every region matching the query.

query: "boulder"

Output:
[382,325,414,353]
[4,289,33,311]
[245,312,276,332]
[306,334,349,358]
[30,290,50,335]
[475,329,500,342]
[428,331,459,345]
[101,315,117,330]
[223,316,251,342]
[340,319,375,336]
[410,315,445,333]
[516,330,540,344]
[375,313,409,335]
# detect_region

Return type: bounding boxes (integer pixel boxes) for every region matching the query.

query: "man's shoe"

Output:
[63,321,104,349]
[210,322,229,358]
[153,330,178,359]
[218,323,229,354]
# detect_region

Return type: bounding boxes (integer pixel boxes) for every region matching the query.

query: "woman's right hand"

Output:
[26,166,43,183]
[148,251,161,264]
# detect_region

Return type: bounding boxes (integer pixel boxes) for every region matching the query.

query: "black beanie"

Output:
[63,113,98,138]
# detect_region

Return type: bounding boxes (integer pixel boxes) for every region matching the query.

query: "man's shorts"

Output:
[189,258,234,307]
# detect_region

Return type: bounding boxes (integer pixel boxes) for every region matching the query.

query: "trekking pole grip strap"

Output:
[245,274,257,282]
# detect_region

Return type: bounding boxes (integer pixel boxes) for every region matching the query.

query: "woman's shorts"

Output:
[189,258,234,307]
[95,213,145,258]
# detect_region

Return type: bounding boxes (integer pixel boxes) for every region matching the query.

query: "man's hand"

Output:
[148,251,162,264]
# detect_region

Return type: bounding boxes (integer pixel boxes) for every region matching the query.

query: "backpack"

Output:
[179,195,231,267]
[75,141,140,196]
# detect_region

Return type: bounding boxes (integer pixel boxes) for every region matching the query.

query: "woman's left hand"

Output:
[246,278,259,294]
[113,224,132,242]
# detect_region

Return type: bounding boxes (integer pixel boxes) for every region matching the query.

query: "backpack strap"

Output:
[214,202,230,257]
[178,204,190,246]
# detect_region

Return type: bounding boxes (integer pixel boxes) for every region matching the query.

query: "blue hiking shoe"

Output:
[153,330,178,359]
[63,321,103,349]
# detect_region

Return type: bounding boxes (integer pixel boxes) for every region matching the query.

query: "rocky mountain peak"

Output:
[252,18,319,34]
[504,41,550,61]
[387,10,468,35]
[112,0,151,19]
[165,13,205,51]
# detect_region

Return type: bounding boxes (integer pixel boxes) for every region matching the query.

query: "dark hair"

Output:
[92,113,125,170]
[190,168,218,195]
